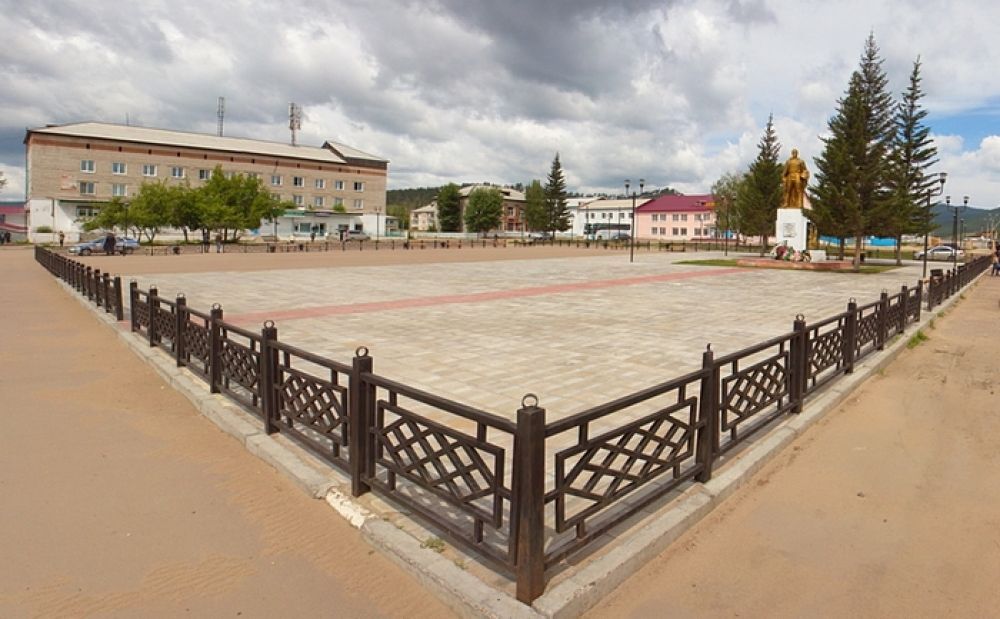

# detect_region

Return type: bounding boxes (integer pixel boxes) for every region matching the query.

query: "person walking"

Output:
[103,232,116,256]
[58,231,65,248]
[215,232,223,254]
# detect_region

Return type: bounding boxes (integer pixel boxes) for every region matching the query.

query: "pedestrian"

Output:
[992,249,1000,276]
[103,232,116,256]
[3,231,10,244]
[310,230,316,242]
[201,229,210,253]
[215,232,223,254]
[58,230,65,248]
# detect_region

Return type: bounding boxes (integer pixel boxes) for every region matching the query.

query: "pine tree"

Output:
[544,154,569,234]
[879,57,938,264]
[436,183,462,232]
[808,73,865,261]
[736,114,782,254]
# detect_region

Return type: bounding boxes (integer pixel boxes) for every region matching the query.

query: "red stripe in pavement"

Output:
[229,267,745,326]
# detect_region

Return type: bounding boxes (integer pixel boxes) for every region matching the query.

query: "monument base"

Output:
[775,208,809,251]
[736,257,854,271]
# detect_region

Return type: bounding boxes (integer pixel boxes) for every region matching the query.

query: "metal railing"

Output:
[32,246,993,604]
[35,246,124,320]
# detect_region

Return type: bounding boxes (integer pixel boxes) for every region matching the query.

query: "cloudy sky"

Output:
[2,0,999,209]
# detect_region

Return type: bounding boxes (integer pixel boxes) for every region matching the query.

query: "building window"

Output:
[292,195,303,206]
[334,197,344,207]
[681,227,688,235]
[76,206,99,218]
[171,166,185,179]
[271,175,282,186]
[672,227,679,236]
[80,160,95,173]
[314,196,324,207]
[112,162,126,175]
[681,214,688,221]
[315,178,326,189]
[79,181,96,195]
[293,176,304,187]
[334,180,345,190]
[270,193,281,201]
[142,164,157,177]
[112,183,127,197]
[353,199,364,209]
[199,169,211,180]
[672,214,679,221]
[354,181,365,191]
[507,207,514,216]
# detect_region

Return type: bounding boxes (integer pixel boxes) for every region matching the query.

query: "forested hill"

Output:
[930,205,999,235]
[386,187,441,209]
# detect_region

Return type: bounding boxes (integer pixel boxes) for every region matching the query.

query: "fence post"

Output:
[898,285,908,333]
[92,268,100,304]
[876,290,889,351]
[844,299,857,374]
[513,394,546,604]
[148,286,159,347]
[914,280,922,322]
[129,281,139,332]
[695,345,719,482]
[261,321,278,435]
[349,347,375,496]
[209,304,223,394]
[114,276,125,321]
[175,295,187,367]
[102,273,111,313]
[789,315,807,413]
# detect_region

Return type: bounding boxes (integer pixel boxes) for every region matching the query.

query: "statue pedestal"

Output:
[775,209,808,252]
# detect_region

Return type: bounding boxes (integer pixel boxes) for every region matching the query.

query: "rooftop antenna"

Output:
[289,102,301,146]
[217,96,225,137]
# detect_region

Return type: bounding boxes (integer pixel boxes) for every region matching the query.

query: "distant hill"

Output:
[386,187,441,209]
[930,205,999,235]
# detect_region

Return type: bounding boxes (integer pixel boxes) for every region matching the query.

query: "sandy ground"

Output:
[586,275,1000,618]
[0,247,455,618]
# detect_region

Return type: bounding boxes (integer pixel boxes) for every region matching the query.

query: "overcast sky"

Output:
[2,0,999,209]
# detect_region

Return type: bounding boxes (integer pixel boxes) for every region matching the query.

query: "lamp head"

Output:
[963,195,969,206]
[624,179,630,193]
[946,195,951,205]
[639,178,645,192]
[939,172,947,186]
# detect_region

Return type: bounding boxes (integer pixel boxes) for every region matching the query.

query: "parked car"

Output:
[68,236,139,256]
[609,232,631,241]
[527,231,552,240]
[914,245,964,261]
[342,230,370,242]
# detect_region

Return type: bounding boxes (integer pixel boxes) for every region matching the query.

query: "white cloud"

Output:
[1,0,999,205]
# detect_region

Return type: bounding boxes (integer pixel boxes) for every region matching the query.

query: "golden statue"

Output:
[781,148,809,209]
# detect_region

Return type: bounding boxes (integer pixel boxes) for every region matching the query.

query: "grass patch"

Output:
[676,259,740,267]
[907,330,930,349]
[421,537,446,553]
[827,264,901,274]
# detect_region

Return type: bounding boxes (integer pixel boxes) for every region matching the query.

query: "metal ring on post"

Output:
[263,320,275,329]
[212,303,222,310]
[705,343,712,351]
[521,393,539,408]
[795,313,805,322]
[849,297,856,304]
[355,346,370,357]
[177,293,186,299]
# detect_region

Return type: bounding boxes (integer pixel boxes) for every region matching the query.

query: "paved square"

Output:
[121,250,926,423]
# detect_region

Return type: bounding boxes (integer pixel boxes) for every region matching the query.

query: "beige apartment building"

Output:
[24,121,389,241]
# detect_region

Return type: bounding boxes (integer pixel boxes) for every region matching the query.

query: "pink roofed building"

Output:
[635,194,716,241]
[0,201,28,239]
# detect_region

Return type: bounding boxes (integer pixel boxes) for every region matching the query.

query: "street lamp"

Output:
[122,200,129,256]
[625,178,644,263]
[375,206,381,239]
[946,195,968,269]
[921,172,947,278]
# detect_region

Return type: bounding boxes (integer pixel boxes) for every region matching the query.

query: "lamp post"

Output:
[122,200,129,256]
[921,172,947,279]
[375,206,381,239]
[625,178,644,263]
[946,195,968,270]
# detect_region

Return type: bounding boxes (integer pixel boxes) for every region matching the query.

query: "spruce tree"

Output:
[880,57,938,264]
[544,153,570,234]
[736,113,782,254]
[436,183,462,232]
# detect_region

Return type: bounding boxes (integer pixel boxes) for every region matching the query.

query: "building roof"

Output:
[458,184,525,201]
[636,194,715,213]
[27,122,388,165]
[0,202,25,215]
[578,198,652,210]
[412,203,437,213]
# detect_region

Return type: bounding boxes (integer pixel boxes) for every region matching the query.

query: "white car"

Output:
[915,246,963,261]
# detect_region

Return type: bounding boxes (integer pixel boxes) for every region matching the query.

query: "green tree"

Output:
[436,183,462,232]
[194,166,283,241]
[463,187,503,235]
[82,197,127,235]
[544,153,570,234]
[387,204,410,230]
[736,114,783,254]
[809,73,865,261]
[711,171,744,247]
[523,179,547,231]
[879,57,938,265]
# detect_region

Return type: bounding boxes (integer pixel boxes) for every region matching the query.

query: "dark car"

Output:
[69,236,139,256]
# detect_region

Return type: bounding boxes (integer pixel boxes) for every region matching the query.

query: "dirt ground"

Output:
[586,275,1000,618]
[0,247,454,618]
[74,243,628,275]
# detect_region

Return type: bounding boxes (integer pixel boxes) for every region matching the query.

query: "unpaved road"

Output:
[0,247,454,618]
[586,275,1000,617]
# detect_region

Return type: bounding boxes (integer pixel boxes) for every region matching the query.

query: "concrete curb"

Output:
[54,272,983,618]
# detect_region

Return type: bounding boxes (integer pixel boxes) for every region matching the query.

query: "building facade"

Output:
[24,122,388,241]
[575,198,652,238]
[635,194,716,240]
